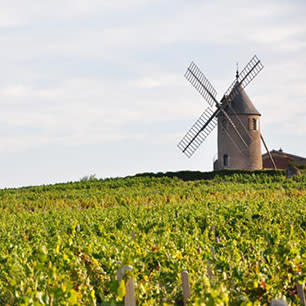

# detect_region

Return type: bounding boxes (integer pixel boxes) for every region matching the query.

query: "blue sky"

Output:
[0,0,305,187]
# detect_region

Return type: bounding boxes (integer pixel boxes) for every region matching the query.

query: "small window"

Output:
[223,154,229,167]
[249,118,259,131]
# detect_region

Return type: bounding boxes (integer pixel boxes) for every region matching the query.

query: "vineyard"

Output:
[0,170,305,305]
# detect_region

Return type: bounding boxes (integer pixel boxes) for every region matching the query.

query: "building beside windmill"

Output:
[262,149,306,169]
[214,79,262,170]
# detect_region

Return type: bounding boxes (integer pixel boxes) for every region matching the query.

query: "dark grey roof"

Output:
[221,83,261,116]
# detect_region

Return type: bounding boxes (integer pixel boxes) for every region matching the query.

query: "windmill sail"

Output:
[185,62,217,107]
[178,107,217,158]
[222,55,263,105]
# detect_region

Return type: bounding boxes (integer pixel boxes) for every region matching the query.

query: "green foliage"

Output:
[0,171,305,305]
[288,160,306,170]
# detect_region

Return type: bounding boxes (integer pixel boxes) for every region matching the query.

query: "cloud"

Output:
[0,72,202,153]
[0,0,305,184]
[0,0,159,27]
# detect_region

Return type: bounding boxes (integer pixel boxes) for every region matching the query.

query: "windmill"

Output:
[178,55,276,170]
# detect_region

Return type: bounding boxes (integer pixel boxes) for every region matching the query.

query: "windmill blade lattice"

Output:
[223,55,263,104]
[185,62,217,107]
[238,55,264,88]
[178,107,217,158]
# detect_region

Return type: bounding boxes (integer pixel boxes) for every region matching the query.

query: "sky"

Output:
[0,0,305,187]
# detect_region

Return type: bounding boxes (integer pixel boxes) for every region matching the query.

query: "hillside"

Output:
[0,170,305,305]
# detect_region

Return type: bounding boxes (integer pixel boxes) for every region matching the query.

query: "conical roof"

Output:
[222,83,261,116]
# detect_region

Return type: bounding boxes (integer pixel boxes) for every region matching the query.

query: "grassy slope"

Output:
[0,171,305,305]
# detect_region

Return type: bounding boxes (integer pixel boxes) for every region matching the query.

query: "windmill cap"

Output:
[221,83,261,116]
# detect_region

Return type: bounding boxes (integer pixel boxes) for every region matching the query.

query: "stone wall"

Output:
[217,114,262,170]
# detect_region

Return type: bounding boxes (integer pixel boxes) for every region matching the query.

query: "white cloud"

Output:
[0,0,159,27]
[0,73,201,153]
[0,0,305,186]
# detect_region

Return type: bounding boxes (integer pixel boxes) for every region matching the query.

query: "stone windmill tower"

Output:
[178,55,276,170]
[216,72,262,170]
